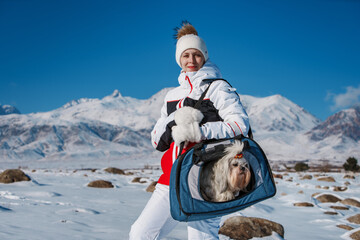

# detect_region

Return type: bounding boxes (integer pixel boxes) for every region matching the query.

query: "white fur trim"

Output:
[176,34,208,67]
[174,106,204,125]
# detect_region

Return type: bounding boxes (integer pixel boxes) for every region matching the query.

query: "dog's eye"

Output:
[232,162,239,167]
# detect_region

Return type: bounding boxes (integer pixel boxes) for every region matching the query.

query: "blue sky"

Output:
[1,0,359,121]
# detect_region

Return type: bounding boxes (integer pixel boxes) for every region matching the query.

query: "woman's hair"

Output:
[174,21,208,67]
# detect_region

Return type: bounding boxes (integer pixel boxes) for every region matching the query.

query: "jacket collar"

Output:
[178,60,222,89]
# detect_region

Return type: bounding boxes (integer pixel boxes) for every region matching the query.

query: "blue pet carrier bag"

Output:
[169,134,276,222]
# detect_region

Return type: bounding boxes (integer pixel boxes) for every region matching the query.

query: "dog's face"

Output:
[200,140,252,202]
[228,156,251,192]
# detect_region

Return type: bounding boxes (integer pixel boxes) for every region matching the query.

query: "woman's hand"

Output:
[172,122,203,147]
[172,106,204,147]
[174,106,203,125]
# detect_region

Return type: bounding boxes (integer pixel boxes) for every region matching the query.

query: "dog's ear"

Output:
[243,168,252,192]
[214,157,230,193]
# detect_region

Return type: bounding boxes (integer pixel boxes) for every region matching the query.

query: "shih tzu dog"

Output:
[200,140,252,202]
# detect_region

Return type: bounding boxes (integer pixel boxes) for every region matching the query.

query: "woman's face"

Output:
[180,49,205,72]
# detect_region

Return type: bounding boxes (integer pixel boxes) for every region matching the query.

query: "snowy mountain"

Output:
[240,94,320,133]
[57,89,167,130]
[0,89,359,166]
[0,104,20,115]
[0,89,168,165]
[239,95,360,163]
[302,105,360,163]
[307,105,360,142]
[238,94,321,162]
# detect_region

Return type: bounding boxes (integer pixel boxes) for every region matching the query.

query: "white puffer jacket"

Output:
[151,60,250,152]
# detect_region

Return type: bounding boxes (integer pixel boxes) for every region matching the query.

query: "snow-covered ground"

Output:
[1,157,359,240]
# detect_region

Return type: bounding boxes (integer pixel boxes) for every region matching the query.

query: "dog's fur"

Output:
[200,140,252,202]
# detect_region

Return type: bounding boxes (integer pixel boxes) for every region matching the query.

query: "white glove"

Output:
[172,106,204,147]
[172,122,203,147]
[174,106,203,125]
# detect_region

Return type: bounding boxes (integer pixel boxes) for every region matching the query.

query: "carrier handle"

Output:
[192,135,251,165]
[193,144,228,165]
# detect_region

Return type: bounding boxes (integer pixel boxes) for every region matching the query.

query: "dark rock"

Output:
[316,194,341,203]
[341,198,360,208]
[87,180,114,188]
[300,175,313,180]
[317,176,335,182]
[336,224,353,231]
[219,216,284,240]
[333,186,348,192]
[104,167,125,175]
[146,181,157,192]
[0,169,31,183]
[293,202,314,207]
[347,214,360,224]
[350,230,360,240]
[132,177,147,183]
[324,211,338,215]
[330,206,349,210]
[311,192,321,198]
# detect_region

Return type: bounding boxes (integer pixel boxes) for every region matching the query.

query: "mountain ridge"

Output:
[0,89,359,166]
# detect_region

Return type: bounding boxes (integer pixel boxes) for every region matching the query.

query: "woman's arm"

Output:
[151,99,176,151]
[200,81,250,140]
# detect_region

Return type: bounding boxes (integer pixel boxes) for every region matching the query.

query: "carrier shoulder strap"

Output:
[180,79,226,153]
[194,78,254,140]
[194,78,229,110]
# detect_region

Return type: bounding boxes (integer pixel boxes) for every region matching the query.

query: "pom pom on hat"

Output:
[174,21,208,68]
[174,22,198,40]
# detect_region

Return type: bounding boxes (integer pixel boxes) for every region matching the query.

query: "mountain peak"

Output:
[307,106,360,141]
[111,89,121,98]
[0,104,21,115]
[102,90,124,101]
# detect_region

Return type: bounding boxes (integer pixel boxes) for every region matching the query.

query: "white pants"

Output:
[129,184,221,240]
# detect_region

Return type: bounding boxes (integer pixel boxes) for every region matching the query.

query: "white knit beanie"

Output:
[175,23,208,68]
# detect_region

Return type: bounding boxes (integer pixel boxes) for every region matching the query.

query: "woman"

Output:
[129,22,250,240]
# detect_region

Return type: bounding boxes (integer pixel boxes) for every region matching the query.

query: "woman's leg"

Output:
[129,184,178,240]
[187,216,221,240]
